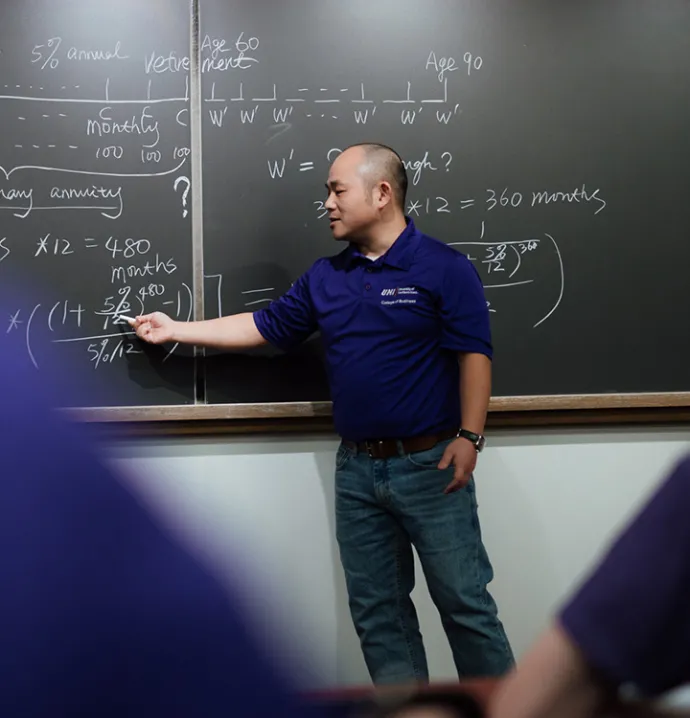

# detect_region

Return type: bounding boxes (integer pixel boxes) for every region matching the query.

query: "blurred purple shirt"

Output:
[0,289,317,717]
[560,456,690,696]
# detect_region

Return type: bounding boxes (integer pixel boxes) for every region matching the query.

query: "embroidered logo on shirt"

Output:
[381,287,417,296]
[381,287,418,305]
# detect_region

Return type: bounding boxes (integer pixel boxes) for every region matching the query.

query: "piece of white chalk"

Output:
[115,315,136,323]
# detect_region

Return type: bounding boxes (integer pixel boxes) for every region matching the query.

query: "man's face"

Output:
[324,148,378,241]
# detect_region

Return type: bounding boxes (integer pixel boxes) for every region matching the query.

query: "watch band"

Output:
[457,428,485,452]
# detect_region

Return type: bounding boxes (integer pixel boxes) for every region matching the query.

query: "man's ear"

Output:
[375,180,394,208]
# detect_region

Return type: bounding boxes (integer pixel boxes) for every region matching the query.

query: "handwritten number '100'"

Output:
[96,146,123,159]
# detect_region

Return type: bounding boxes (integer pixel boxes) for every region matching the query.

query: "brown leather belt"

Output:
[343,427,457,459]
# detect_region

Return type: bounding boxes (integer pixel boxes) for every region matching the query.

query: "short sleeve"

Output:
[438,252,492,358]
[559,456,690,696]
[253,265,319,351]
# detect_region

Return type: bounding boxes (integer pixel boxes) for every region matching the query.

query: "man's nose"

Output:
[324,194,336,210]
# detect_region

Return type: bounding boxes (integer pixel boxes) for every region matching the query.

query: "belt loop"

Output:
[395,439,405,457]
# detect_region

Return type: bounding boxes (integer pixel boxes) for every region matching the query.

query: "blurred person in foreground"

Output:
[490,455,690,718]
[0,308,315,717]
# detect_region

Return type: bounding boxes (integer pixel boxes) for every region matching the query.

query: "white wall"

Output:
[106,425,690,690]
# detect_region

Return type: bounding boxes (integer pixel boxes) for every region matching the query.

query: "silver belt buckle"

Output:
[365,440,384,458]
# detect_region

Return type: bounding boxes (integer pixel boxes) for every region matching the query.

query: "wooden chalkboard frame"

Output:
[67,393,690,434]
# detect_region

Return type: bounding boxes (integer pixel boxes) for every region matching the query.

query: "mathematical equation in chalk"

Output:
[6,278,193,370]
[310,184,606,218]
[4,272,265,370]
[402,186,606,216]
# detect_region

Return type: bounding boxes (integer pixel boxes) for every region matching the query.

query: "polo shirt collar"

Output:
[344,217,419,270]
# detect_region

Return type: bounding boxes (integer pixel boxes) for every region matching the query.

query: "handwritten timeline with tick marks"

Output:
[1,0,690,424]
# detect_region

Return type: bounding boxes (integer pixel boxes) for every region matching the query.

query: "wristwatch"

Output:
[457,428,486,452]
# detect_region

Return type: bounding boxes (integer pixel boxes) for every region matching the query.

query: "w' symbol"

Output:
[401,109,417,124]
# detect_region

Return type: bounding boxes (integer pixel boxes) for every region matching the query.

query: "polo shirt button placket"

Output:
[365,264,374,291]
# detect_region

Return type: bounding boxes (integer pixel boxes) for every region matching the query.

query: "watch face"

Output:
[476,435,486,452]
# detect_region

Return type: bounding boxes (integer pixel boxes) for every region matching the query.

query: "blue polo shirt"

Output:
[254,218,492,441]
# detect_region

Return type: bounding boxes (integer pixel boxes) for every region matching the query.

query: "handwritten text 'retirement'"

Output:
[145,33,259,74]
[144,50,258,74]
[531,185,607,214]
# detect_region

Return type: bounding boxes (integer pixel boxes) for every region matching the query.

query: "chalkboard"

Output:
[0,0,195,408]
[3,0,690,422]
[199,0,690,410]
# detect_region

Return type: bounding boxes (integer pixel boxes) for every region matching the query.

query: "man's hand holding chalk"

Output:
[118,312,176,345]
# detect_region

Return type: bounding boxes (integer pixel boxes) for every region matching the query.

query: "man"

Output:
[490,455,690,718]
[130,142,514,684]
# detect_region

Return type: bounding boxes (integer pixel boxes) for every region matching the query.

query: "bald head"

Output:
[325,143,409,242]
[341,143,408,212]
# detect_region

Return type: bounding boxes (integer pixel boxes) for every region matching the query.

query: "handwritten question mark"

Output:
[174,176,190,218]
[441,152,453,171]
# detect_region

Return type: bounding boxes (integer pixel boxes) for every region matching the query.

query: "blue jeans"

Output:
[335,437,514,684]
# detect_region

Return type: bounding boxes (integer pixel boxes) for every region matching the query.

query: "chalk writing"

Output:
[87,105,161,148]
[110,255,177,285]
[88,337,141,369]
[450,226,565,327]
[30,37,61,69]
[241,287,276,307]
[200,32,260,72]
[426,51,459,82]
[67,41,129,63]
[486,188,524,211]
[32,37,129,68]
[532,186,606,215]
[406,196,451,215]
[35,233,73,256]
[3,27,193,382]
[463,52,483,74]
[202,49,476,132]
[482,186,606,215]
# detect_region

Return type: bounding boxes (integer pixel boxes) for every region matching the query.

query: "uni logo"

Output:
[381,288,398,296]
